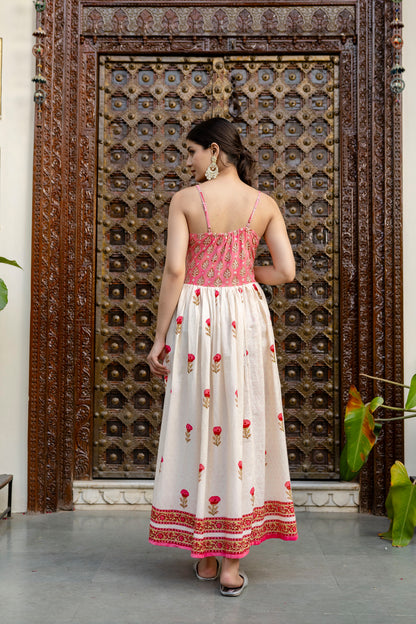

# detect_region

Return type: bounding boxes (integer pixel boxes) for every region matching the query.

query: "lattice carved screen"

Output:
[94,55,339,479]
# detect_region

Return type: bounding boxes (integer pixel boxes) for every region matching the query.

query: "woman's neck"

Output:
[216,164,240,181]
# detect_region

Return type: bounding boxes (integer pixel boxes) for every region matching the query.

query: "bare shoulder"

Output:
[260,192,280,211]
[169,186,199,210]
[259,192,284,221]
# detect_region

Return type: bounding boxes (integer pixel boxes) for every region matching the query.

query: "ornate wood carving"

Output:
[29,0,403,514]
[80,4,356,37]
[94,55,341,480]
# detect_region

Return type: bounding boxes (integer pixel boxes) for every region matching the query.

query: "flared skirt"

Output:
[149,282,297,558]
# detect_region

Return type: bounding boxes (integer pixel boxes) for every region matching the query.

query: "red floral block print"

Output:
[203,389,210,409]
[231,320,237,338]
[214,290,219,301]
[212,426,222,446]
[175,316,183,335]
[265,450,268,466]
[277,412,284,432]
[238,460,243,480]
[270,344,276,363]
[198,464,205,482]
[149,501,298,557]
[243,419,251,439]
[235,389,238,407]
[185,423,193,443]
[250,486,255,506]
[187,353,195,373]
[285,481,293,501]
[164,344,171,363]
[208,495,221,516]
[205,318,211,337]
[159,456,164,473]
[193,288,201,306]
[211,353,222,373]
[180,489,189,509]
[238,286,244,302]
[149,500,298,556]
[253,283,262,299]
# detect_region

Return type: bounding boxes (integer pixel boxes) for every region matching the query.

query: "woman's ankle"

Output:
[197,556,217,575]
[220,557,241,585]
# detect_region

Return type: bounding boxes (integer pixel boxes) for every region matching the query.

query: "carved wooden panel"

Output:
[94,54,339,479]
[244,57,340,479]
[29,1,404,514]
[81,4,356,38]
[94,57,216,477]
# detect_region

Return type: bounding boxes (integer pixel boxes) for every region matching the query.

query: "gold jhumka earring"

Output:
[205,154,219,180]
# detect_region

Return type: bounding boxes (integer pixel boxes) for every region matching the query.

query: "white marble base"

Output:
[292,481,359,512]
[73,480,359,512]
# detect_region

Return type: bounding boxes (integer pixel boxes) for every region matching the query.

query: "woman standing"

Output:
[147,117,298,596]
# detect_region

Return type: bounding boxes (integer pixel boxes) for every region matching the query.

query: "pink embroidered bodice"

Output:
[184,185,261,287]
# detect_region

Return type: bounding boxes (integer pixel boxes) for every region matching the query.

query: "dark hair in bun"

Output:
[186,117,256,186]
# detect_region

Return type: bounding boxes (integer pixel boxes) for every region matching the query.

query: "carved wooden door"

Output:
[93,55,340,480]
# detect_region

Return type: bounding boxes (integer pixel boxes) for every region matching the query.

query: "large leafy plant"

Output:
[379,462,416,547]
[340,374,416,546]
[0,257,22,310]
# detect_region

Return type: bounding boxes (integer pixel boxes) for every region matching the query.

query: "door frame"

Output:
[28,0,403,513]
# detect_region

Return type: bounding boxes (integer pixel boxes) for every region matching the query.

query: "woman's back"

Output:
[184,183,261,287]
[181,179,272,238]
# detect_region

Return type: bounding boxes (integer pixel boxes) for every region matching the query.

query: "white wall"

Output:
[0,3,415,513]
[0,2,34,512]
[403,0,416,476]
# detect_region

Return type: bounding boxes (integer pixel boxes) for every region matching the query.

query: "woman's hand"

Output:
[147,337,170,378]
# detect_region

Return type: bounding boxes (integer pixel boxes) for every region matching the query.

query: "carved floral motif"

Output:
[287,9,304,34]
[311,8,329,34]
[212,9,229,34]
[337,8,354,33]
[112,8,129,35]
[187,8,203,34]
[86,8,104,34]
[161,9,179,35]
[236,9,253,34]
[261,8,279,34]
[136,9,154,35]
[81,6,356,37]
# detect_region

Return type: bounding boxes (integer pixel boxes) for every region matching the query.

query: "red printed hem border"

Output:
[149,501,298,558]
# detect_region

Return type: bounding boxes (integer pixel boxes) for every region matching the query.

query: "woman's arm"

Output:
[147,193,189,376]
[254,199,296,285]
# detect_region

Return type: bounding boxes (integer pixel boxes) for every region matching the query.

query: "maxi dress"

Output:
[149,186,298,558]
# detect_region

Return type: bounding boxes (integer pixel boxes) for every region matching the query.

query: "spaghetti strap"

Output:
[196,184,211,233]
[247,192,261,225]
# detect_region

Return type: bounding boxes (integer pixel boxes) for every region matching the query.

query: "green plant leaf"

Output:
[379,486,394,541]
[339,444,360,481]
[374,422,383,437]
[344,386,384,473]
[390,461,412,487]
[379,462,416,547]
[405,374,416,410]
[379,522,393,542]
[0,278,8,311]
[0,257,22,269]
[370,396,385,412]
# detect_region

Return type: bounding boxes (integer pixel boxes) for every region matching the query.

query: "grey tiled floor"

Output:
[1,511,415,624]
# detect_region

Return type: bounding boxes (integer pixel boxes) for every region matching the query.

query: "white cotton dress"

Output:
[149,186,298,558]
